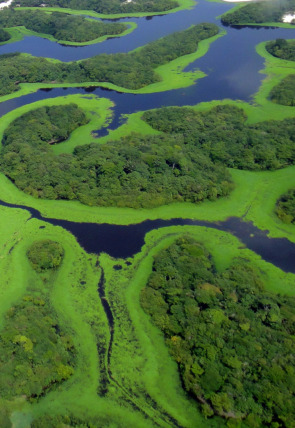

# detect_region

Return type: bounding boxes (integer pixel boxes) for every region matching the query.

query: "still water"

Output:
[0,0,294,268]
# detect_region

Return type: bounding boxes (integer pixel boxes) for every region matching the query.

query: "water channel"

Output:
[0,0,294,271]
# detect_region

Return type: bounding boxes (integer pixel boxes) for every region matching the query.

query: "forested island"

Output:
[0,9,128,43]
[2,104,295,208]
[0,23,218,95]
[11,0,179,14]
[141,236,295,427]
[221,0,295,26]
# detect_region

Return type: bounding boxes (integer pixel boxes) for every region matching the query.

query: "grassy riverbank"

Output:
[17,0,196,19]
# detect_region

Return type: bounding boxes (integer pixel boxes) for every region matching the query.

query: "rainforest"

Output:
[0,0,294,427]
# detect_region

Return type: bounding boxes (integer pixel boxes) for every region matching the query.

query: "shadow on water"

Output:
[0,199,294,273]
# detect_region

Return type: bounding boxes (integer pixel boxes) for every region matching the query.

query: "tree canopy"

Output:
[11,0,179,14]
[221,0,295,26]
[276,189,295,224]
[141,236,295,427]
[270,75,295,106]
[266,39,295,62]
[0,9,127,43]
[27,240,65,272]
[0,23,219,95]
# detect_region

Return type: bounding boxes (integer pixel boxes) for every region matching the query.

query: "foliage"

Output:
[11,0,179,14]
[0,295,75,400]
[270,75,295,106]
[266,39,295,61]
[276,188,295,224]
[0,28,10,42]
[0,105,233,207]
[0,9,127,43]
[221,0,295,25]
[0,23,219,95]
[142,104,295,170]
[27,240,64,272]
[141,236,295,427]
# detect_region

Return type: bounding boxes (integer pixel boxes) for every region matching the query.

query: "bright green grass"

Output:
[0,21,137,46]
[17,0,196,19]
[101,226,295,428]
[0,204,159,428]
[0,30,223,103]
[0,94,113,155]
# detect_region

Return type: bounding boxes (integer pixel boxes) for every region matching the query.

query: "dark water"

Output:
[0,1,295,271]
[0,199,295,273]
[0,1,294,136]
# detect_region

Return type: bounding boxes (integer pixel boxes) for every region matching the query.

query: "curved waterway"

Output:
[0,1,294,136]
[0,1,294,273]
[0,199,295,273]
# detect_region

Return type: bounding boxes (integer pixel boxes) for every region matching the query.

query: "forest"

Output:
[221,0,295,25]
[11,0,179,14]
[141,236,295,427]
[270,75,295,106]
[2,104,295,208]
[142,105,295,170]
[0,28,10,42]
[0,239,75,421]
[0,9,127,43]
[266,39,295,61]
[0,104,233,207]
[276,189,295,224]
[0,23,218,95]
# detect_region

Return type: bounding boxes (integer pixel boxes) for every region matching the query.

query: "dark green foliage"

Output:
[141,236,295,427]
[27,240,64,272]
[142,105,295,170]
[0,23,219,95]
[0,9,127,43]
[276,189,295,224]
[221,0,295,25]
[0,28,10,42]
[0,295,75,400]
[11,0,178,14]
[270,75,295,106]
[1,106,233,207]
[266,39,295,61]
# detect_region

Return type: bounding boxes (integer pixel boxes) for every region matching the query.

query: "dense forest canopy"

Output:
[11,0,179,14]
[0,105,233,207]
[0,9,127,43]
[266,39,295,61]
[270,75,295,106]
[142,105,295,170]
[276,189,295,224]
[0,23,218,95]
[141,236,295,427]
[221,0,295,25]
[2,104,295,208]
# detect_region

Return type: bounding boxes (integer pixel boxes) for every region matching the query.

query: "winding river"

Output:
[0,0,294,271]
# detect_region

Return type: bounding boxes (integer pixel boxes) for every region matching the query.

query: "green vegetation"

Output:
[266,39,295,61]
[1,106,232,207]
[142,104,295,170]
[0,28,10,42]
[276,189,295,224]
[141,236,295,426]
[0,23,219,96]
[13,0,179,15]
[270,75,295,106]
[221,0,295,26]
[27,240,64,271]
[0,9,129,45]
